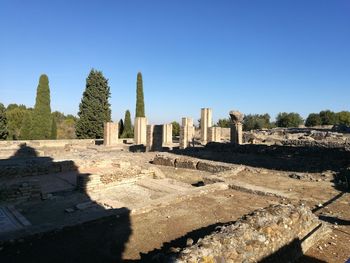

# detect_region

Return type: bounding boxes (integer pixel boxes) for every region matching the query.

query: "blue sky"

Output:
[0,0,349,124]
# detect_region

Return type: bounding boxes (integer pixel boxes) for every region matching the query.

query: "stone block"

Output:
[153,154,175,167]
[175,158,198,169]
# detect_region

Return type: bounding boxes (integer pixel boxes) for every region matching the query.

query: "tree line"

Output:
[213,110,350,131]
[1,70,349,140]
[0,70,146,140]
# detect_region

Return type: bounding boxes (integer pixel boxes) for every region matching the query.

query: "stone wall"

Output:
[0,180,41,203]
[77,165,155,195]
[0,158,77,178]
[175,204,329,262]
[153,154,233,173]
[0,139,96,159]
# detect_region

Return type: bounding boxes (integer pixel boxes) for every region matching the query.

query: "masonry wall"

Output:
[175,204,329,263]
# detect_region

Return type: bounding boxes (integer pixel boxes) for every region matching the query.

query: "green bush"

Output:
[275,112,303,128]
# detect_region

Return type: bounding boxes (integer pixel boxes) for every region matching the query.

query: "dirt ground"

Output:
[1,148,350,262]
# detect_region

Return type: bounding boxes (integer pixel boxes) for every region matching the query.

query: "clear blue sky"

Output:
[0,0,349,124]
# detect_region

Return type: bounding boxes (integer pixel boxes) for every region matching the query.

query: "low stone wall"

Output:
[77,166,155,194]
[0,158,77,178]
[281,139,350,150]
[0,139,95,149]
[153,154,233,173]
[0,180,41,203]
[0,139,96,159]
[175,204,329,263]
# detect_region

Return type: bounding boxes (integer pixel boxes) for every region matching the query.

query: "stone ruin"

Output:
[174,204,329,263]
[229,110,244,145]
[103,108,241,150]
[103,122,118,146]
[2,107,348,263]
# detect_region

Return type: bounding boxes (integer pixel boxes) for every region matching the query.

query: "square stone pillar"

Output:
[162,123,173,146]
[208,127,221,143]
[103,122,119,146]
[200,108,213,144]
[230,123,243,145]
[180,117,195,149]
[134,117,147,145]
[146,124,173,151]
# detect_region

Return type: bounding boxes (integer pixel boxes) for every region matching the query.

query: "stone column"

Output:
[162,123,173,146]
[146,125,162,151]
[103,122,118,146]
[229,111,243,145]
[208,127,221,143]
[200,108,213,144]
[134,117,147,145]
[180,117,195,149]
[146,124,173,151]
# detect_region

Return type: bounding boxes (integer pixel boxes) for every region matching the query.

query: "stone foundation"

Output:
[0,180,41,203]
[153,154,233,173]
[175,204,329,262]
[0,158,77,178]
[77,166,155,195]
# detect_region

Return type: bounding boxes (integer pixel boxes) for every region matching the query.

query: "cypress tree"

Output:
[0,103,8,140]
[50,116,57,139]
[118,119,124,137]
[20,110,33,140]
[31,74,52,139]
[135,72,145,117]
[76,69,111,139]
[121,110,133,138]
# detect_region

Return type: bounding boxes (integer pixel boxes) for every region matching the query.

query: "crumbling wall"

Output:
[0,159,77,178]
[153,154,234,173]
[175,204,329,263]
[0,180,41,203]
[77,165,156,194]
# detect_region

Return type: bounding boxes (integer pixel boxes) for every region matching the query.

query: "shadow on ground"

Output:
[0,144,132,263]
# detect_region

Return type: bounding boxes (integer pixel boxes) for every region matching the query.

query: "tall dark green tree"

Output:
[76,69,111,139]
[20,110,33,140]
[171,121,180,137]
[31,74,52,139]
[118,119,124,137]
[135,72,145,117]
[50,116,57,139]
[276,112,303,128]
[305,113,322,127]
[6,104,27,139]
[0,103,8,140]
[319,110,337,125]
[121,110,133,138]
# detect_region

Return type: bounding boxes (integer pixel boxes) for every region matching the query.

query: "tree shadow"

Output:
[9,143,39,158]
[0,144,132,263]
[170,142,350,173]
